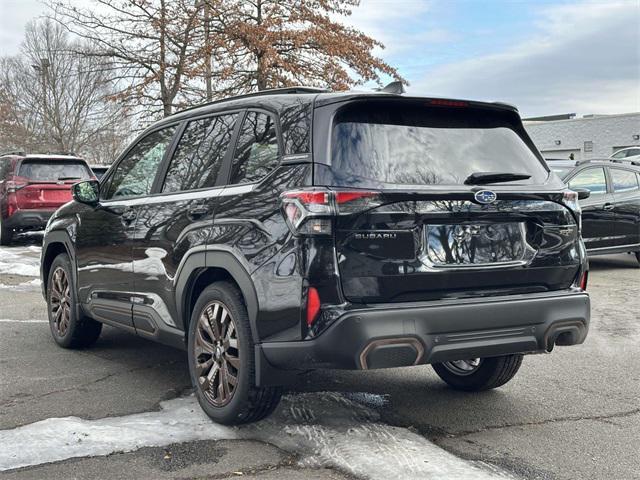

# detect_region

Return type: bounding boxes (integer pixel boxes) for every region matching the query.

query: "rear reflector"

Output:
[306,287,321,327]
[579,271,588,291]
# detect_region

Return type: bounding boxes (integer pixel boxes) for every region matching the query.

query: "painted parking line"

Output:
[0,319,48,324]
[0,392,513,479]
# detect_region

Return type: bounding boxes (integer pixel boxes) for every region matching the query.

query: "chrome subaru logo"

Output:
[474,190,497,204]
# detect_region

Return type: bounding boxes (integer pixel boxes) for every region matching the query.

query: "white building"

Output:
[524,112,640,160]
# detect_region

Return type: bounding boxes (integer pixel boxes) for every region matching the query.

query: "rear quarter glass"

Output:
[320,100,548,189]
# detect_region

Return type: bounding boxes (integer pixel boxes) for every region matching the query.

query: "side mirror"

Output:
[72,180,100,205]
[574,188,590,200]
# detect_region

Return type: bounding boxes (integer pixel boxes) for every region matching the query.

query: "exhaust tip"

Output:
[359,337,424,370]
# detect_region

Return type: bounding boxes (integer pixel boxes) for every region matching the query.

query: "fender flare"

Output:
[41,230,75,295]
[175,248,260,343]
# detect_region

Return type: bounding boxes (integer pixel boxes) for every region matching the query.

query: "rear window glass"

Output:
[328,102,548,188]
[610,168,639,193]
[568,168,607,195]
[19,160,91,181]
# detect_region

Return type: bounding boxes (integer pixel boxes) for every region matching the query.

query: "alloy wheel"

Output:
[442,358,482,376]
[194,301,240,406]
[50,267,71,336]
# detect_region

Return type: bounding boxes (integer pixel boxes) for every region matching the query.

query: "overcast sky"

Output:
[1,0,638,117]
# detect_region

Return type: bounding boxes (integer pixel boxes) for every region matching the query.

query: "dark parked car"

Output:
[41,87,590,424]
[548,158,640,264]
[90,165,109,181]
[0,153,93,245]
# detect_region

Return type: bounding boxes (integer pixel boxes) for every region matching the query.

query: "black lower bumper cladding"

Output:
[257,290,589,385]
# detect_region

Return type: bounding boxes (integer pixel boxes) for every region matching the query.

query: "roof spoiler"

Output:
[376,81,405,95]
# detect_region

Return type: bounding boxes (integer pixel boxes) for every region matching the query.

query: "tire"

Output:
[432,354,523,392]
[47,253,102,348]
[635,251,640,266]
[0,217,13,246]
[188,281,282,425]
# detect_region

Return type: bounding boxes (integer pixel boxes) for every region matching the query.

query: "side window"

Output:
[162,114,237,193]
[627,148,640,157]
[610,168,639,193]
[104,127,176,200]
[568,168,607,195]
[229,111,279,185]
[611,150,627,159]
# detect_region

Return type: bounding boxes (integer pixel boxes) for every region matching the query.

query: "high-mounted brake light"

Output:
[429,99,468,107]
[281,189,381,235]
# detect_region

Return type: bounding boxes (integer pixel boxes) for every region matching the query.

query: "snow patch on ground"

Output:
[0,393,511,479]
[0,246,42,277]
[0,278,41,291]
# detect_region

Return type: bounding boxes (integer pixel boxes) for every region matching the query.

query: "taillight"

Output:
[6,176,28,193]
[281,188,381,235]
[306,287,321,327]
[561,190,582,231]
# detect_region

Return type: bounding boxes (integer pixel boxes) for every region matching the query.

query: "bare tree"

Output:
[0,19,130,163]
[48,0,207,118]
[205,0,406,94]
[47,0,404,117]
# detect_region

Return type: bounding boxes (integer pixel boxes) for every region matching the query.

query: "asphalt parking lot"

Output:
[0,234,638,480]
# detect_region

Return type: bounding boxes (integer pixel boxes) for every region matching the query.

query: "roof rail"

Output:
[0,150,26,157]
[575,159,607,166]
[174,86,330,115]
[42,151,78,156]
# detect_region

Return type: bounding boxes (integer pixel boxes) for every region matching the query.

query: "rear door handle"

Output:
[120,207,137,225]
[603,203,615,211]
[187,204,210,219]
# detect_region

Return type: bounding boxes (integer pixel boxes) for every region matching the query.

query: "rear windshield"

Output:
[328,101,548,188]
[19,160,91,182]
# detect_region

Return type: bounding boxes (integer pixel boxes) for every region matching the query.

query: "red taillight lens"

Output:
[283,191,328,205]
[306,287,321,327]
[335,191,377,204]
[579,270,588,291]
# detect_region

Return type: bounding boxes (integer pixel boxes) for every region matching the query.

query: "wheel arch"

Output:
[176,249,260,343]
[41,231,75,297]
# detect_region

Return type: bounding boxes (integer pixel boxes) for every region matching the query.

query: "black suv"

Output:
[548,158,640,264]
[41,87,590,424]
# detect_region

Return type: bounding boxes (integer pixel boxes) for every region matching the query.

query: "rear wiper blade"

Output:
[464,172,532,185]
[57,176,82,181]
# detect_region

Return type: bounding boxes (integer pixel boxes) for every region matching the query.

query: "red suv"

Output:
[0,153,94,245]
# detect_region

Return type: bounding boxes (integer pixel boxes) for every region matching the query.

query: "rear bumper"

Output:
[258,289,590,383]
[3,209,55,230]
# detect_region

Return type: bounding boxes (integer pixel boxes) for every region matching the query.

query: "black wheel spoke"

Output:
[50,267,72,336]
[195,300,240,407]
